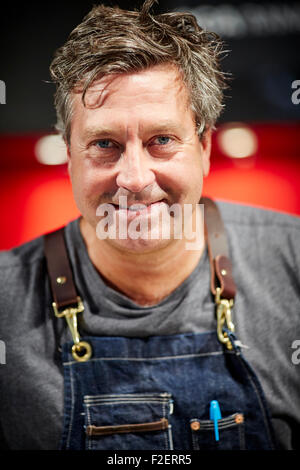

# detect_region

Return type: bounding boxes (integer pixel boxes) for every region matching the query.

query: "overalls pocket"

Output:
[190,413,245,450]
[83,392,174,450]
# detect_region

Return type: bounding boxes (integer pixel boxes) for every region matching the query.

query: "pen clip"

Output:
[209,400,222,441]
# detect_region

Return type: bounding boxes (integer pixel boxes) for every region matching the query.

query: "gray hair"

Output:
[49,0,228,143]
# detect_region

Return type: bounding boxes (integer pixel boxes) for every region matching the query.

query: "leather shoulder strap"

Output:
[44,197,236,308]
[44,228,78,309]
[200,196,236,300]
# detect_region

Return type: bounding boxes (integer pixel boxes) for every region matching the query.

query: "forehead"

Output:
[71,64,194,130]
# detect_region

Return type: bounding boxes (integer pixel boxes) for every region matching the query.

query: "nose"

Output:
[116,143,155,193]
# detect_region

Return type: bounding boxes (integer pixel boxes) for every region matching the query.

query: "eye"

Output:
[95,139,114,149]
[153,136,171,145]
[88,138,120,161]
[147,135,176,158]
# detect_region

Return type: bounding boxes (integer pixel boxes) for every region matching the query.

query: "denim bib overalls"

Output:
[44,198,277,450]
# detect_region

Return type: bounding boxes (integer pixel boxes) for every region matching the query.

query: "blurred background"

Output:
[0,0,300,249]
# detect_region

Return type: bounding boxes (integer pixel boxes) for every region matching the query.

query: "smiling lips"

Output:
[112,200,167,220]
[118,200,164,211]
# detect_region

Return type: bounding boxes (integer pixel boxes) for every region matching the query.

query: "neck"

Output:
[79,217,205,306]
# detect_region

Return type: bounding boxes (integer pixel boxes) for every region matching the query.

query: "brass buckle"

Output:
[215,287,235,350]
[52,297,92,362]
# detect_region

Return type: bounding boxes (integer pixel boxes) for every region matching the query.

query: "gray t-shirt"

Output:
[0,200,299,449]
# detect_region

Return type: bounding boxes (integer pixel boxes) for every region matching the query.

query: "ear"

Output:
[201,127,212,177]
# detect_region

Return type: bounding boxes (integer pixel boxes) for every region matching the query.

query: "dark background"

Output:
[1,0,300,133]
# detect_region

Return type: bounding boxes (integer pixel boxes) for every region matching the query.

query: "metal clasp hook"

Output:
[52,297,92,362]
[215,287,235,350]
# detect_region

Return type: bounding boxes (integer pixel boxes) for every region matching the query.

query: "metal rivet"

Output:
[235,413,244,424]
[72,341,92,362]
[221,269,227,276]
[190,421,200,431]
[56,276,67,285]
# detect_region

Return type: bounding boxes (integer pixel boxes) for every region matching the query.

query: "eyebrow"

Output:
[147,121,183,134]
[82,121,183,140]
[82,127,118,140]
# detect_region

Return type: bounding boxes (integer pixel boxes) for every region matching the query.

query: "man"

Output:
[0,0,299,450]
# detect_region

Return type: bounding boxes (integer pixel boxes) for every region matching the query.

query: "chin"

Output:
[105,236,173,255]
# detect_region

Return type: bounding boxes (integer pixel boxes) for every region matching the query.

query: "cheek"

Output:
[68,163,88,213]
[69,158,110,200]
[159,153,203,199]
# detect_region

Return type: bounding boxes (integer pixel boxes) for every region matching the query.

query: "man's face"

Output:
[67,63,211,253]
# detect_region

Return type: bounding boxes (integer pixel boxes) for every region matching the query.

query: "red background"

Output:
[1,122,299,250]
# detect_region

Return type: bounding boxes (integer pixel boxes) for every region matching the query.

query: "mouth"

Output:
[112,199,166,209]
[111,199,168,219]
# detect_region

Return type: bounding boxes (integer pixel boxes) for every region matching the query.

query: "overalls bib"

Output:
[44,198,277,450]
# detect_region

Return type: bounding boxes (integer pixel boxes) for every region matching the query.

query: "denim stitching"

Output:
[162,402,167,450]
[86,404,92,450]
[84,396,171,400]
[236,355,274,448]
[190,416,244,450]
[66,364,75,449]
[84,399,171,407]
[84,392,172,401]
[83,395,172,450]
[85,392,172,397]
[190,413,240,430]
[63,351,227,366]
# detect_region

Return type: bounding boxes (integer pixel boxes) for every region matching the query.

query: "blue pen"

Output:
[209,400,222,441]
